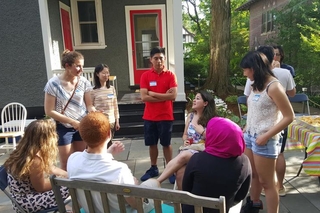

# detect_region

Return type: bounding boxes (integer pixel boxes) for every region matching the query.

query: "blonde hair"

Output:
[4,119,58,181]
[79,112,110,148]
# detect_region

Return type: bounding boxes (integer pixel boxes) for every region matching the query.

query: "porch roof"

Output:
[235,0,261,11]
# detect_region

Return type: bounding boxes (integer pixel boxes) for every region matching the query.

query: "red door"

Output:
[129,10,163,84]
[60,6,73,51]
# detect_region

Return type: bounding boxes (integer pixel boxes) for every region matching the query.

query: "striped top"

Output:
[44,76,92,128]
[91,86,119,124]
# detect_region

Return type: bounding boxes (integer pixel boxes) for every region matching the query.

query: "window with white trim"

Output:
[70,0,106,49]
[261,11,275,33]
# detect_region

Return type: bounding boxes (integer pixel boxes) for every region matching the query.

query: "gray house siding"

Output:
[0,1,47,109]
[0,0,166,112]
[81,0,166,93]
[47,0,166,93]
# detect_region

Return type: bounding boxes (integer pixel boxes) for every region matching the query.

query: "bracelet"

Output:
[200,129,205,136]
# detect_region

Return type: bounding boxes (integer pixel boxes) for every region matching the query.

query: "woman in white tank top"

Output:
[240,51,294,213]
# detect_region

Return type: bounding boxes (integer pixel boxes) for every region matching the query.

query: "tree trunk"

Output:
[204,0,231,98]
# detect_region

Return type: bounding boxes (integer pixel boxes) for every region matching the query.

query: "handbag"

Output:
[61,77,79,115]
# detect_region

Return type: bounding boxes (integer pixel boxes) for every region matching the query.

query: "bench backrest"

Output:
[50,175,226,213]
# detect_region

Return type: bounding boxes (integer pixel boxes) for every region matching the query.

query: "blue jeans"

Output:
[244,132,280,159]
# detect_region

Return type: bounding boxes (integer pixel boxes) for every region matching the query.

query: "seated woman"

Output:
[4,119,69,213]
[156,90,216,189]
[182,117,252,213]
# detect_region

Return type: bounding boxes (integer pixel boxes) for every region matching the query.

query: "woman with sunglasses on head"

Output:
[44,49,96,170]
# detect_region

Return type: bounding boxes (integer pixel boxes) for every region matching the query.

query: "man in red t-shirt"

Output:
[140,47,178,183]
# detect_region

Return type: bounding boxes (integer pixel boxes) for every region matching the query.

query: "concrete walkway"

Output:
[0,135,320,213]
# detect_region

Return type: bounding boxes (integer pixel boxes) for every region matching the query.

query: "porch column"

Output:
[38,0,54,80]
[166,0,186,102]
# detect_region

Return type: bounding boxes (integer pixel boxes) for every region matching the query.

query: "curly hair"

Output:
[194,90,217,127]
[61,49,84,68]
[4,119,58,181]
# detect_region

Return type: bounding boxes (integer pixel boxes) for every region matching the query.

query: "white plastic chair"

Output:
[0,102,27,152]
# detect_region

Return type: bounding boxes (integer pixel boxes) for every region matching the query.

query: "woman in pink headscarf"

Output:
[182,117,252,213]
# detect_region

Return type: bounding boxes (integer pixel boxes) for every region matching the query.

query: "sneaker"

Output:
[261,186,286,197]
[140,166,159,181]
[240,196,263,213]
[279,186,286,197]
[168,174,176,184]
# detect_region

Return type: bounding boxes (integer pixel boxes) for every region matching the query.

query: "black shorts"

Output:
[56,123,82,146]
[144,120,173,146]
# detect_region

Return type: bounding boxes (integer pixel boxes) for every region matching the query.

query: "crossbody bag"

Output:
[61,77,80,115]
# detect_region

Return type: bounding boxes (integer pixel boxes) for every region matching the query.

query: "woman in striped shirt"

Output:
[91,64,120,147]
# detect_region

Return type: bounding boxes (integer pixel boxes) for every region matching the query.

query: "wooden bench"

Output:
[50,175,226,213]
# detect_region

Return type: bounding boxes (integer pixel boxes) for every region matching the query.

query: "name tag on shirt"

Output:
[252,94,260,102]
[107,94,114,99]
[149,81,157,87]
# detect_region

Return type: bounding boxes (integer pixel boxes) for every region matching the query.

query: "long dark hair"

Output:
[195,90,217,127]
[240,51,275,92]
[273,45,285,63]
[93,64,110,89]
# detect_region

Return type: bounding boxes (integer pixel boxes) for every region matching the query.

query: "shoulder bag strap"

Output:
[62,77,80,114]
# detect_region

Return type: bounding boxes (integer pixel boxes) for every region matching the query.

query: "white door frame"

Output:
[125,5,167,86]
[59,2,74,51]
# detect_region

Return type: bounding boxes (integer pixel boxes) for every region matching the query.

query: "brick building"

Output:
[236,0,290,49]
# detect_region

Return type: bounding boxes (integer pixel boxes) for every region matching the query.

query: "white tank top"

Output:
[246,80,282,140]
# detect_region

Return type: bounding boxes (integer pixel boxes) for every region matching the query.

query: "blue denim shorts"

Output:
[144,120,173,146]
[56,123,82,146]
[244,132,280,159]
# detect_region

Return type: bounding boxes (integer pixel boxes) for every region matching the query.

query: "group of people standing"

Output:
[3,45,295,213]
[139,45,296,213]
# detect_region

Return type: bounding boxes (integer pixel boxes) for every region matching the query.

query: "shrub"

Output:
[184,60,207,86]
[225,95,238,104]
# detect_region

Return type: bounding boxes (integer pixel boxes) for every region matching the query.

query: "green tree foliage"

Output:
[183,0,211,86]
[183,0,249,90]
[230,1,250,79]
[271,0,320,87]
